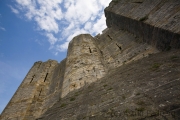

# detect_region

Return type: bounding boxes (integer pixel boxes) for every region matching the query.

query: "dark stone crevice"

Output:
[44,73,48,82]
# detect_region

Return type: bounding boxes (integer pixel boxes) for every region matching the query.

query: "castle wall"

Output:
[1,0,180,119]
[0,61,42,120]
[94,27,158,71]
[61,34,106,97]
[40,59,66,115]
[0,60,61,120]
[105,0,180,51]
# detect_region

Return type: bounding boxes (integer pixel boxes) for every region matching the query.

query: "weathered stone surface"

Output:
[105,0,180,50]
[61,34,106,97]
[1,0,180,120]
[37,50,180,120]
[0,60,61,119]
[94,27,158,71]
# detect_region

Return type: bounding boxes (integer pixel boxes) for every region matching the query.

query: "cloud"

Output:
[13,0,111,54]
[35,39,44,46]
[0,27,6,31]
[8,5,19,14]
[46,33,57,45]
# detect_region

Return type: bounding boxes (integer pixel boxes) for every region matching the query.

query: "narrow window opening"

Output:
[39,89,42,96]
[107,35,113,40]
[93,67,95,72]
[116,44,122,50]
[30,75,35,83]
[44,73,48,82]
[89,47,92,53]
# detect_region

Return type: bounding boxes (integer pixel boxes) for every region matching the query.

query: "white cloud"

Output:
[92,14,107,34]
[13,0,111,54]
[15,0,63,33]
[46,33,57,45]
[84,22,92,31]
[8,5,19,14]
[35,39,44,46]
[0,27,6,31]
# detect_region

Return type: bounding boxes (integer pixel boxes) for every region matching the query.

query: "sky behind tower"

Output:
[0,0,111,114]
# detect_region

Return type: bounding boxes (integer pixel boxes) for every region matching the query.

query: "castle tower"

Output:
[61,34,106,97]
[0,60,59,119]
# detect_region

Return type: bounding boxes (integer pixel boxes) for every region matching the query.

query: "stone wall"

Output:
[37,49,180,120]
[61,34,106,97]
[0,60,61,119]
[105,0,180,51]
[1,0,180,119]
[94,27,158,71]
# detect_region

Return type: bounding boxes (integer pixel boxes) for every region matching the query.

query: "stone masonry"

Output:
[0,0,180,119]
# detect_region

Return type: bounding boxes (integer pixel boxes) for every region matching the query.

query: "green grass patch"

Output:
[107,87,113,91]
[70,97,76,101]
[60,103,67,108]
[151,63,161,71]
[135,107,145,112]
[170,55,179,60]
[139,15,148,22]
[74,92,79,96]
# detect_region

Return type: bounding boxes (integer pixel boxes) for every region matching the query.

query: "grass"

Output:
[89,89,93,92]
[139,15,148,22]
[70,97,76,101]
[170,55,179,60]
[135,107,145,112]
[60,103,67,108]
[74,92,79,96]
[103,84,108,87]
[150,63,161,71]
[107,87,113,91]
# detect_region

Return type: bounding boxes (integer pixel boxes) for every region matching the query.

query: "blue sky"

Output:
[0,0,111,114]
